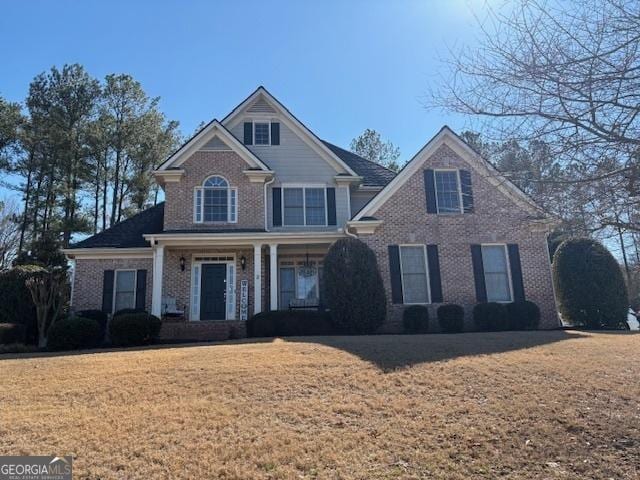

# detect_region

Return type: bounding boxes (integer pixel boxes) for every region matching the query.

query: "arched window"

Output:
[194,175,237,223]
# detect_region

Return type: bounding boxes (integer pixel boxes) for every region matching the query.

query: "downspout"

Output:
[264,175,275,232]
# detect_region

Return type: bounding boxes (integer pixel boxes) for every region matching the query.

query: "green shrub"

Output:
[402,306,429,333]
[76,309,109,339]
[437,304,465,333]
[109,313,161,346]
[553,238,628,329]
[506,301,540,330]
[473,303,508,331]
[247,310,335,337]
[0,269,38,344]
[0,323,26,344]
[47,317,102,351]
[323,238,387,334]
[113,308,146,318]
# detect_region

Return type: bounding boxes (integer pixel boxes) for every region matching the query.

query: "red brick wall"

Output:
[163,151,265,231]
[359,143,559,331]
[72,257,153,312]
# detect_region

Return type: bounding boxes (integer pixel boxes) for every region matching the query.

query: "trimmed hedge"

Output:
[47,317,102,351]
[403,306,429,334]
[553,238,628,329]
[473,302,508,331]
[109,313,161,347]
[437,304,465,333]
[323,238,387,334]
[506,301,540,330]
[0,323,27,344]
[247,310,335,337]
[76,309,109,340]
[113,308,146,318]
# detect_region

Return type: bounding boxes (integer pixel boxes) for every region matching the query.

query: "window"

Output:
[194,176,237,223]
[481,245,512,302]
[280,267,296,309]
[114,270,136,312]
[279,260,322,308]
[399,245,430,304]
[434,170,462,214]
[254,122,270,145]
[282,187,327,226]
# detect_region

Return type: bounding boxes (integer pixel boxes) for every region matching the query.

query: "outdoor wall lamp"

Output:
[240,255,247,271]
[179,256,186,272]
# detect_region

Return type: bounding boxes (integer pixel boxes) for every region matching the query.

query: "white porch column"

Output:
[254,244,262,315]
[151,245,164,317]
[269,243,278,310]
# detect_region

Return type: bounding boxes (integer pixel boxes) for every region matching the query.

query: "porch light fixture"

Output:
[179,255,186,272]
[240,255,247,271]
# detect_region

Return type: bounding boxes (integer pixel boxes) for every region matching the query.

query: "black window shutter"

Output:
[270,122,280,145]
[327,187,336,225]
[507,244,525,302]
[424,169,437,213]
[101,270,115,313]
[272,187,282,226]
[460,170,474,213]
[426,245,443,303]
[388,245,403,304]
[243,122,253,145]
[470,245,487,302]
[135,269,147,310]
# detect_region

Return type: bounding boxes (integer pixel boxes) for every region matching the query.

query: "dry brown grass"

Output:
[1,331,639,479]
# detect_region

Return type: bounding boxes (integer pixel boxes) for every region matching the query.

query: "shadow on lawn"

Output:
[286,330,586,372]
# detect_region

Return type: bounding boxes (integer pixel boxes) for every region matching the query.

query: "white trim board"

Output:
[353,126,544,221]
[63,248,154,259]
[222,87,359,177]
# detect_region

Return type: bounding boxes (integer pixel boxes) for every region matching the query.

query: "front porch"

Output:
[146,232,343,340]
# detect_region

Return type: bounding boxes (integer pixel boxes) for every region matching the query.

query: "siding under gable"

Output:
[200,136,232,151]
[247,97,277,114]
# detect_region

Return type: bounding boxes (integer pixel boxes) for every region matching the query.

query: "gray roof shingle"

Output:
[321,141,396,187]
[69,202,165,249]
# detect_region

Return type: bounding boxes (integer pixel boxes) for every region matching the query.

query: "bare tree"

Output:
[0,198,20,269]
[430,0,640,231]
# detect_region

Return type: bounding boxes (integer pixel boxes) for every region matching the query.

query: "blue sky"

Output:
[0,0,489,200]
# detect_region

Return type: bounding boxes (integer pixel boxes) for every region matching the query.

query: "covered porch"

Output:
[145,232,344,326]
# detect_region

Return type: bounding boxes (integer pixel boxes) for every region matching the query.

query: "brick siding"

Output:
[359,143,559,331]
[163,151,265,231]
[72,257,153,312]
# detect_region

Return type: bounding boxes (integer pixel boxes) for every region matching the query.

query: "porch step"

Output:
[159,320,246,342]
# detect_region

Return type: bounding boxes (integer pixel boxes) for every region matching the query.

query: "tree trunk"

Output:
[110,148,121,227]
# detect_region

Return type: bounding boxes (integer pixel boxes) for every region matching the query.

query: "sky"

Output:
[0,0,492,201]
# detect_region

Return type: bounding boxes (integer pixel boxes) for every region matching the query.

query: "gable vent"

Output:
[247,97,276,114]
[201,136,232,151]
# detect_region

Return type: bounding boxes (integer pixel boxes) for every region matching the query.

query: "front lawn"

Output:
[1,331,638,479]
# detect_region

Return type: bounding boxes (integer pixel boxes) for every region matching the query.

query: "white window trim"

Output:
[193,175,238,224]
[113,269,137,314]
[190,254,237,321]
[399,244,431,305]
[281,184,328,227]
[253,121,271,146]
[480,243,514,303]
[433,169,463,215]
[278,259,322,309]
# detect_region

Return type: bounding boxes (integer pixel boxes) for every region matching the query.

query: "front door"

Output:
[200,264,227,320]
